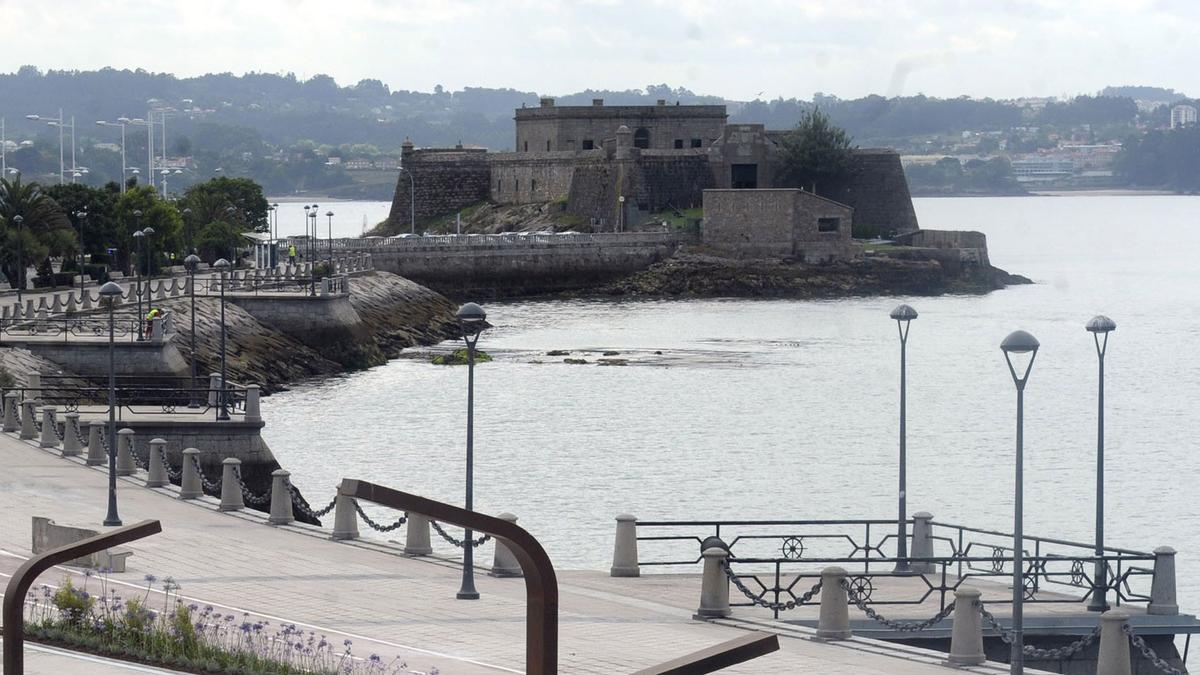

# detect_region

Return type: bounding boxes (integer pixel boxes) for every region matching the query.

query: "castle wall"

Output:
[515,102,726,152]
[487,152,591,204]
[702,189,853,262]
[387,148,490,229]
[820,150,920,238]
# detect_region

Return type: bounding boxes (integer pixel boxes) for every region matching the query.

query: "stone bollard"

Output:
[23,299,34,319]
[2,392,19,432]
[321,277,331,296]
[244,385,261,423]
[490,513,523,577]
[1147,546,1179,615]
[404,513,433,555]
[910,511,935,573]
[116,428,136,475]
[65,293,77,313]
[150,317,163,343]
[61,413,82,456]
[1097,608,1133,675]
[208,373,221,407]
[816,566,852,640]
[947,587,985,665]
[331,492,359,541]
[86,422,106,466]
[146,438,168,487]
[610,513,640,577]
[219,458,244,511]
[20,400,40,440]
[179,448,203,499]
[268,469,294,525]
[693,547,732,619]
[81,291,93,310]
[38,407,59,448]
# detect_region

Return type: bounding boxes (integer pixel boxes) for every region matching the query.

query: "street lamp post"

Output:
[890,304,918,572]
[99,281,124,526]
[1001,329,1039,675]
[25,110,65,184]
[182,208,193,254]
[455,302,489,600]
[131,211,144,339]
[74,210,88,297]
[97,120,128,193]
[1086,315,1117,612]
[214,259,231,421]
[12,215,24,303]
[326,210,334,271]
[309,206,319,296]
[185,254,201,408]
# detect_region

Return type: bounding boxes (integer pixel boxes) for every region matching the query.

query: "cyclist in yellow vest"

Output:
[145,307,161,338]
[288,245,297,265]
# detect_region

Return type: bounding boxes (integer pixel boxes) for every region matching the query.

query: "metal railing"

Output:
[0,315,173,342]
[634,518,1157,619]
[4,381,247,420]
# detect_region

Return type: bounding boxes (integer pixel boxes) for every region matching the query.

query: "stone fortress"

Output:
[386,97,922,261]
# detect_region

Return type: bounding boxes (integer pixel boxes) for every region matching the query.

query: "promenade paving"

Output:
[0,429,1048,674]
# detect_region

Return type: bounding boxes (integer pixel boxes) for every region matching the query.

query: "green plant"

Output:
[431,348,493,365]
[51,577,95,626]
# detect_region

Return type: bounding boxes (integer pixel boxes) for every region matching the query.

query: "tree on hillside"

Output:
[43,183,122,259]
[775,109,856,193]
[0,176,74,290]
[1116,127,1200,193]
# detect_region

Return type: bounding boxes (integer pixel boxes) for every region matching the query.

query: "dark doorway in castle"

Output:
[731,163,758,189]
[634,127,650,149]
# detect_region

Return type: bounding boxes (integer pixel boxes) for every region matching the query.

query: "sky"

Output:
[4,0,1197,100]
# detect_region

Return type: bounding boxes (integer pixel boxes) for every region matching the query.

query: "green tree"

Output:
[0,176,74,290]
[776,109,856,193]
[193,220,247,264]
[113,186,184,274]
[43,183,122,259]
[178,177,270,233]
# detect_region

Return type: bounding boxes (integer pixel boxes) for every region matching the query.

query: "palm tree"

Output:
[0,176,74,291]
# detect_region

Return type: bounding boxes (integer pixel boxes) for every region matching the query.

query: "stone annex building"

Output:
[387,97,920,253]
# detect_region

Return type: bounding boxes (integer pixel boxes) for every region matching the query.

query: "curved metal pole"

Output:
[457,328,481,600]
[343,480,557,674]
[2,520,161,674]
[1088,331,1110,612]
[104,298,121,527]
[894,319,911,571]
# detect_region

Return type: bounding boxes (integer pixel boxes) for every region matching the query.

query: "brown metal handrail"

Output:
[343,479,560,674]
[2,519,162,674]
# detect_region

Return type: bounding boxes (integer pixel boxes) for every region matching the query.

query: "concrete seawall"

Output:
[371,238,686,298]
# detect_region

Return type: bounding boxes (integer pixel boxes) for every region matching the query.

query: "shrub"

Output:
[431,348,492,365]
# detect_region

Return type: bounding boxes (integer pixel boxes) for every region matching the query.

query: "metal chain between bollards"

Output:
[50,413,64,442]
[844,580,954,632]
[287,484,336,519]
[1125,624,1187,675]
[73,421,88,448]
[352,501,408,532]
[192,455,221,493]
[233,466,271,506]
[977,599,1101,659]
[431,520,491,548]
[721,559,822,612]
[132,446,150,471]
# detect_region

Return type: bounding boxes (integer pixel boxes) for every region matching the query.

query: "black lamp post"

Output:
[213,258,231,421]
[185,254,201,408]
[99,281,124,527]
[1086,315,1116,612]
[890,304,918,572]
[12,215,23,303]
[326,210,334,272]
[74,210,87,297]
[182,207,193,254]
[1001,329,1039,675]
[309,206,319,296]
[456,302,489,600]
[131,210,143,339]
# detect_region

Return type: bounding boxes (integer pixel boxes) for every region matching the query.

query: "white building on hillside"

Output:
[1171,104,1197,129]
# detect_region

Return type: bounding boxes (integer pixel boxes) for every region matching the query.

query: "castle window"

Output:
[633,127,650,149]
[531,178,537,193]
[523,141,528,152]
[546,140,551,151]
[673,139,684,149]
[818,217,840,233]
[691,138,703,148]
[515,179,519,191]
[582,139,594,150]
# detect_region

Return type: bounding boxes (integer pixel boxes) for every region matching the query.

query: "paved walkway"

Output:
[0,428,1047,674]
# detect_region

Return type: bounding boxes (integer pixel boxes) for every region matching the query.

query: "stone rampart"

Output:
[370,234,691,297]
[227,294,378,368]
[387,148,490,230]
[892,229,990,268]
[14,339,189,377]
[488,153,580,204]
[822,150,920,237]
